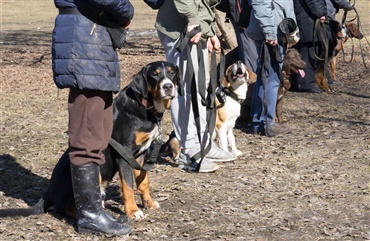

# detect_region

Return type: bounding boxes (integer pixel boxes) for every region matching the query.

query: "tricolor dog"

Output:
[0,61,179,220]
[215,61,256,156]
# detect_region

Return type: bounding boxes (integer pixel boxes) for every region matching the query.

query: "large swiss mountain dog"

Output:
[0,61,179,220]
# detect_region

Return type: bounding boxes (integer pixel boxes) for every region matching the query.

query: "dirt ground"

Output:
[1,1,370,241]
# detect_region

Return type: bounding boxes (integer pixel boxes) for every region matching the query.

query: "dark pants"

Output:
[291,42,318,91]
[68,88,113,166]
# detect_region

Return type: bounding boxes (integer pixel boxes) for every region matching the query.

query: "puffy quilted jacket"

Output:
[52,0,134,92]
[293,0,326,43]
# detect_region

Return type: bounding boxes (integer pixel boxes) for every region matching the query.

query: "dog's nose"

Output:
[163,83,173,92]
[236,60,242,65]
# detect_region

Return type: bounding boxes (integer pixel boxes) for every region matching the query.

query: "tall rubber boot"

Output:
[71,163,132,236]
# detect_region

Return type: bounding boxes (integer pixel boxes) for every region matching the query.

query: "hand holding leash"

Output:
[208,35,221,53]
[187,24,202,43]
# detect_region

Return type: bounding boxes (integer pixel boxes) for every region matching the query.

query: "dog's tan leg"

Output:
[133,168,159,210]
[276,98,284,123]
[118,173,142,219]
[315,68,331,92]
[330,56,337,80]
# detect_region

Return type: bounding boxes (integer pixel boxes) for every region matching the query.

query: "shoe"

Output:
[71,163,132,236]
[205,144,237,162]
[178,152,219,173]
[265,121,291,137]
[302,85,323,93]
[327,77,339,85]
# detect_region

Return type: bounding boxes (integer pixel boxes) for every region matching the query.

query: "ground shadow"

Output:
[1,30,52,47]
[0,154,49,206]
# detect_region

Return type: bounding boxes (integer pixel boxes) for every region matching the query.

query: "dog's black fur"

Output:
[0,61,179,219]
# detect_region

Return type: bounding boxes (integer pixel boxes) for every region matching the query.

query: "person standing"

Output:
[291,0,327,93]
[52,0,134,236]
[217,0,259,127]
[247,0,297,136]
[155,0,237,173]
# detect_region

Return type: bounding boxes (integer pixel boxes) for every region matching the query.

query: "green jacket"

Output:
[155,0,220,40]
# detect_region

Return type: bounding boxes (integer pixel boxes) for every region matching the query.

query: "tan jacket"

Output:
[155,0,220,40]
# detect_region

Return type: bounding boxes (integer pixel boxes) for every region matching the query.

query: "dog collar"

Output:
[224,87,244,104]
[134,92,164,118]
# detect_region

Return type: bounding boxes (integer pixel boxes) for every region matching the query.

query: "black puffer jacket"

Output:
[293,0,327,43]
[52,0,134,92]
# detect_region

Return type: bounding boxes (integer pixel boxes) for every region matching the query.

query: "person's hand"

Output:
[347,3,355,10]
[187,24,202,44]
[319,16,326,23]
[122,20,131,28]
[207,35,221,53]
[266,39,278,46]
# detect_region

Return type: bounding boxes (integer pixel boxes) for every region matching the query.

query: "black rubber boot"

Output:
[71,163,132,236]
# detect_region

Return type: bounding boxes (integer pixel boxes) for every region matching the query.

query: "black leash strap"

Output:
[313,19,330,77]
[259,42,270,118]
[176,27,220,172]
[109,138,153,171]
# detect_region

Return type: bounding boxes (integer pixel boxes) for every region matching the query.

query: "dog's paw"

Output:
[150,201,160,209]
[144,199,160,209]
[132,210,145,219]
[234,150,243,156]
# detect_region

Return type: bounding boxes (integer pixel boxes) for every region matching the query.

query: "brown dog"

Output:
[329,22,364,81]
[276,48,306,123]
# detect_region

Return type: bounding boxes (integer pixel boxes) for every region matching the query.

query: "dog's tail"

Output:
[0,197,46,217]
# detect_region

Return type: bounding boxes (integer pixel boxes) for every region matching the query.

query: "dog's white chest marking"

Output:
[138,125,159,155]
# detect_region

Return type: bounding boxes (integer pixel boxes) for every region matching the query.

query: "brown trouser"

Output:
[68,88,113,166]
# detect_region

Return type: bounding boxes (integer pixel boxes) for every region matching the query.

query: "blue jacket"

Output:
[326,0,352,20]
[246,0,296,41]
[52,0,134,92]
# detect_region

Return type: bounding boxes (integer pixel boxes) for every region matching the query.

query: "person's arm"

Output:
[305,0,327,19]
[251,0,277,45]
[89,0,134,27]
[332,0,353,10]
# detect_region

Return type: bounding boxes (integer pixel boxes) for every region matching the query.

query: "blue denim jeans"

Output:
[251,41,285,132]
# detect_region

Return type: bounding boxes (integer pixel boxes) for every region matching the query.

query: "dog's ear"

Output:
[346,23,364,39]
[246,69,257,85]
[130,65,150,98]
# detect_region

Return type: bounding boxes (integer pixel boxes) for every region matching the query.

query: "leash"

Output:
[352,7,368,69]
[176,27,211,172]
[176,28,222,172]
[109,138,154,171]
[340,1,368,69]
[108,88,166,171]
[259,42,283,119]
[313,19,330,78]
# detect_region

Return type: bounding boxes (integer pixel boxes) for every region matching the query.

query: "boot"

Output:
[71,163,132,236]
[265,121,291,137]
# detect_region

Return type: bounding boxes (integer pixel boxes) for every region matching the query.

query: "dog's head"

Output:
[131,61,180,111]
[330,20,346,40]
[223,60,257,88]
[283,48,306,77]
[344,22,364,39]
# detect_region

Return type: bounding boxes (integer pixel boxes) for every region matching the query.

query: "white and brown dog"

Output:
[215,61,256,156]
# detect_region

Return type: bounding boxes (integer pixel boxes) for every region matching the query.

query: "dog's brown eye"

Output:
[152,70,160,76]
